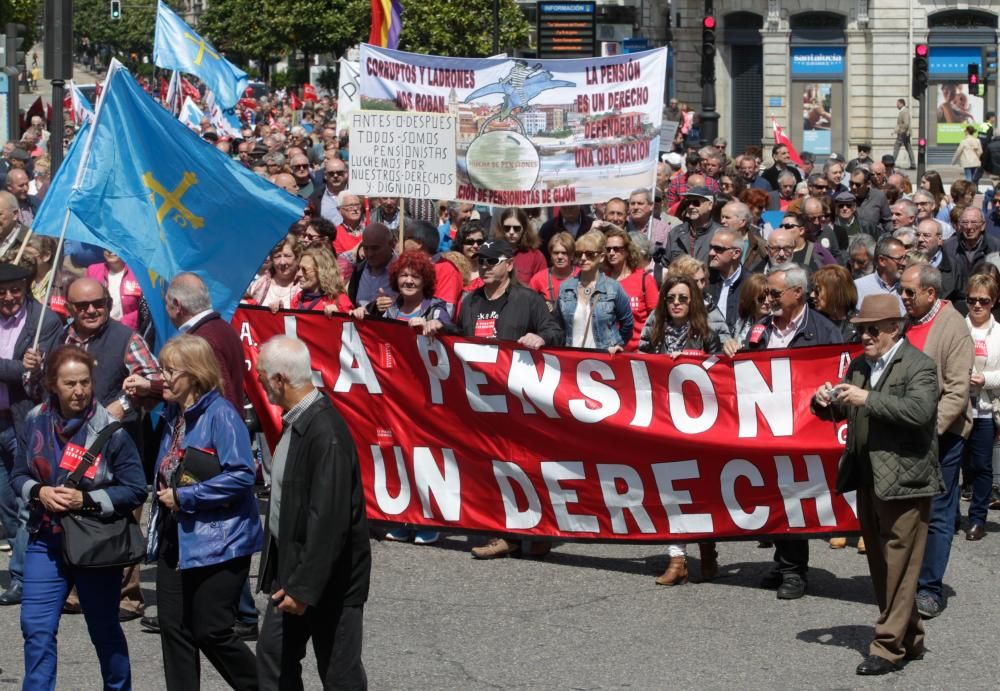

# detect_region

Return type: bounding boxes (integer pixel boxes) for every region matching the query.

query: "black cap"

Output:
[834,191,857,205]
[828,152,846,163]
[682,186,715,201]
[0,263,33,283]
[477,238,514,260]
[882,154,896,166]
[858,143,872,152]
[8,149,29,161]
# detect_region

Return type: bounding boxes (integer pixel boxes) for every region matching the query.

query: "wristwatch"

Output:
[118,393,133,415]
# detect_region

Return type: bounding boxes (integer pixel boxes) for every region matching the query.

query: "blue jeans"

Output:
[965,167,977,182]
[966,417,995,526]
[21,532,131,691]
[0,420,26,587]
[918,432,964,601]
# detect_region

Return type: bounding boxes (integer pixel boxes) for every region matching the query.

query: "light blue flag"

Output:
[36,62,304,348]
[180,96,205,130]
[154,0,247,109]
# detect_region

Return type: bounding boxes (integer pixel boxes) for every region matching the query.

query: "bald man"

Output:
[5,169,37,228]
[0,191,26,258]
[271,173,299,196]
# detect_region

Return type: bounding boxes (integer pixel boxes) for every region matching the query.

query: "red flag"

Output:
[289,91,302,111]
[303,84,318,102]
[238,97,258,111]
[159,76,169,102]
[63,92,73,120]
[181,77,201,100]
[771,116,804,167]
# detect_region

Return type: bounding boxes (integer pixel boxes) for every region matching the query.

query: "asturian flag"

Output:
[153,0,247,109]
[180,96,205,131]
[33,60,304,346]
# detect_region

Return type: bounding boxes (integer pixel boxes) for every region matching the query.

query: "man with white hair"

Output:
[743,263,843,600]
[256,335,371,689]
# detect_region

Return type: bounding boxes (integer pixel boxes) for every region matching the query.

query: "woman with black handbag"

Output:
[146,334,263,691]
[12,345,147,690]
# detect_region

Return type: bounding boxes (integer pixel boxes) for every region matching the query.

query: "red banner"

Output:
[235,308,862,542]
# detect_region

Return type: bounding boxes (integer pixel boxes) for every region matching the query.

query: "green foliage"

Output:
[1,0,42,49]
[315,67,337,91]
[399,0,530,57]
[74,0,157,57]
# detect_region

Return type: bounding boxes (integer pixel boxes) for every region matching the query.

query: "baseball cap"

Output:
[476,239,514,260]
[827,152,846,163]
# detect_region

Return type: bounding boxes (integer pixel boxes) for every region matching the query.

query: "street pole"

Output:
[51,79,64,171]
[698,1,718,146]
[492,0,500,55]
[917,98,926,181]
[44,0,73,174]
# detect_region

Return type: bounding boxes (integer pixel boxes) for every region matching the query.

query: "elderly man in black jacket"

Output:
[255,335,371,689]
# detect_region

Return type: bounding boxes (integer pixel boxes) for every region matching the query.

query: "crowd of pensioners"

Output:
[0,91,996,685]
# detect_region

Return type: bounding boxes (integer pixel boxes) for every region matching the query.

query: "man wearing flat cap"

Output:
[832,191,877,242]
[0,263,62,606]
[812,294,941,676]
[666,186,724,263]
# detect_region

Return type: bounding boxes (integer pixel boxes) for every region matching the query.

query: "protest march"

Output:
[0,0,998,687]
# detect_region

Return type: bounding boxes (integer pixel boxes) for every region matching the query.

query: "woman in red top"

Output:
[603,227,659,351]
[529,232,576,311]
[289,246,353,316]
[498,207,546,283]
[455,221,487,293]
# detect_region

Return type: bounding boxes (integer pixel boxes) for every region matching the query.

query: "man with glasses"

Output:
[854,237,906,312]
[944,208,1000,300]
[915,219,961,302]
[719,201,767,272]
[736,154,774,193]
[897,264,973,619]
[806,173,830,198]
[769,214,829,274]
[812,294,939,675]
[334,193,364,254]
[912,190,954,240]
[802,196,844,261]
[846,142,874,174]
[456,238,562,559]
[706,229,744,329]
[848,233,876,279]
[309,159,349,225]
[849,168,892,236]
[288,153,314,198]
[666,186,722,263]
[833,191,876,244]
[0,263,61,606]
[743,263,843,600]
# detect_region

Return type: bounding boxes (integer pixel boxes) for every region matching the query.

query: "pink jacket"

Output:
[86,262,143,330]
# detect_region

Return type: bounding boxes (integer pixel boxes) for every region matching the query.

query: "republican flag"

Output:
[369,0,404,49]
[153,0,248,109]
[303,83,318,102]
[33,60,304,346]
[771,115,804,167]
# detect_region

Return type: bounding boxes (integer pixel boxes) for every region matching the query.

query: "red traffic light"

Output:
[915,44,928,57]
[703,16,716,30]
[971,75,979,84]
[918,138,927,147]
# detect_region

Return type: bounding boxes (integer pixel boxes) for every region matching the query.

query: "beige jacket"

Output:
[920,302,974,437]
[952,134,983,168]
[895,108,911,136]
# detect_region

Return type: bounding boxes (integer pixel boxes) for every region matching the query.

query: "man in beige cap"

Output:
[812,294,942,676]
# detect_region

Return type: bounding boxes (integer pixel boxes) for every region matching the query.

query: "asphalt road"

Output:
[0,500,997,690]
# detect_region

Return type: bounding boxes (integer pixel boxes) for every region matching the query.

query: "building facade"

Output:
[665,1,1000,163]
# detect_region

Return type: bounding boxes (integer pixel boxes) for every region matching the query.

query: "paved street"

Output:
[0,499,997,689]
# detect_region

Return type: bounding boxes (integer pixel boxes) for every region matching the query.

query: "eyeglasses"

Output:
[778,223,802,230]
[70,298,109,311]
[766,288,791,300]
[325,170,346,177]
[805,214,826,222]
[340,204,362,210]
[503,224,523,233]
[768,244,795,254]
[666,293,690,304]
[477,256,505,266]
[606,245,626,253]
[812,184,829,190]
[897,286,918,298]
[879,253,907,264]
[958,221,984,228]
[291,163,310,169]
[463,238,484,246]
[162,367,187,380]
[303,232,322,240]
[577,250,602,261]
[708,244,733,254]
[968,297,994,307]
[862,324,885,337]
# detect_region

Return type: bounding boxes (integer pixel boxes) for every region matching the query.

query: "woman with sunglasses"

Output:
[603,227,658,351]
[962,273,1000,541]
[638,275,722,585]
[497,208,546,284]
[555,231,633,352]
[529,232,577,311]
[724,273,771,355]
[288,246,353,316]
[454,221,487,293]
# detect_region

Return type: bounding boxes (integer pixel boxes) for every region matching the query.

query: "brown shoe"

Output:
[857,537,867,554]
[828,537,847,549]
[471,538,519,559]
[698,542,718,581]
[655,556,688,586]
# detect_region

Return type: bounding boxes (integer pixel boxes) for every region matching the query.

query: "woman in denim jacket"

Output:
[556,230,633,352]
[146,334,262,691]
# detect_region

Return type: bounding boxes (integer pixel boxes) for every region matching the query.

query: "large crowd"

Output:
[0,85,993,685]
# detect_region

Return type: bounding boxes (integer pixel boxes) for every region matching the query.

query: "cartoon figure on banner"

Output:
[463,60,574,192]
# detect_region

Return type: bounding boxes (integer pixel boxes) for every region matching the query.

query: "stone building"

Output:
[666,1,1000,163]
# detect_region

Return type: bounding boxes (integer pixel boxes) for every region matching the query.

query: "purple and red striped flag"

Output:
[369,0,404,49]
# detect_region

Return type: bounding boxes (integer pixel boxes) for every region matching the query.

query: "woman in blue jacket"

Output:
[13,345,147,691]
[146,334,263,691]
[555,230,634,352]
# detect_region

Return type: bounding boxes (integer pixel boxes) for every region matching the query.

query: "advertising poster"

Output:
[358,44,667,207]
[801,83,832,155]
[936,83,983,144]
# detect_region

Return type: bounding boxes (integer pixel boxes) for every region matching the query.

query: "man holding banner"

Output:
[813,294,941,675]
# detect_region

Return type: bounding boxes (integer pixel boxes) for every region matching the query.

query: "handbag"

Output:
[59,422,146,569]
[177,447,222,486]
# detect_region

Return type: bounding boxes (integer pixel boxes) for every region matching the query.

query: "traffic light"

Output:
[969,63,981,94]
[912,44,929,100]
[4,23,26,74]
[110,0,121,20]
[702,16,716,59]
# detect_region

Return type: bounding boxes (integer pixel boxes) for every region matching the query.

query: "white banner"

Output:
[337,58,361,132]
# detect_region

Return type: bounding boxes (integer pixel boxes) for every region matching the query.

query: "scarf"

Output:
[298,289,325,310]
[158,412,187,491]
[48,394,96,452]
[662,323,690,353]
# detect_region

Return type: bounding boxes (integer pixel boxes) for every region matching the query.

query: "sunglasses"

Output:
[70,298,109,311]
[756,293,770,304]
[897,286,918,298]
[666,294,690,304]
[862,324,884,337]
[292,163,310,169]
[477,256,504,266]
[779,223,802,230]
[606,246,626,253]
[577,250,602,261]
[463,238,485,246]
[709,244,733,253]
[766,289,790,300]
[968,297,993,307]
[325,170,346,177]
[503,224,523,232]
[769,245,795,254]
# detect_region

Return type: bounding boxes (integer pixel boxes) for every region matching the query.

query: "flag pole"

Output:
[397,202,406,255]
[30,60,122,352]
[13,229,33,263]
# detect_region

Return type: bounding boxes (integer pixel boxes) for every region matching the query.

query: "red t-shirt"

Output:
[464,276,484,293]
[511,249,547,284]
[616,270,660,351]
[906,304,943,352]
[528,268,577,304]
[334,228,362,255]
[434,259,463,313]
